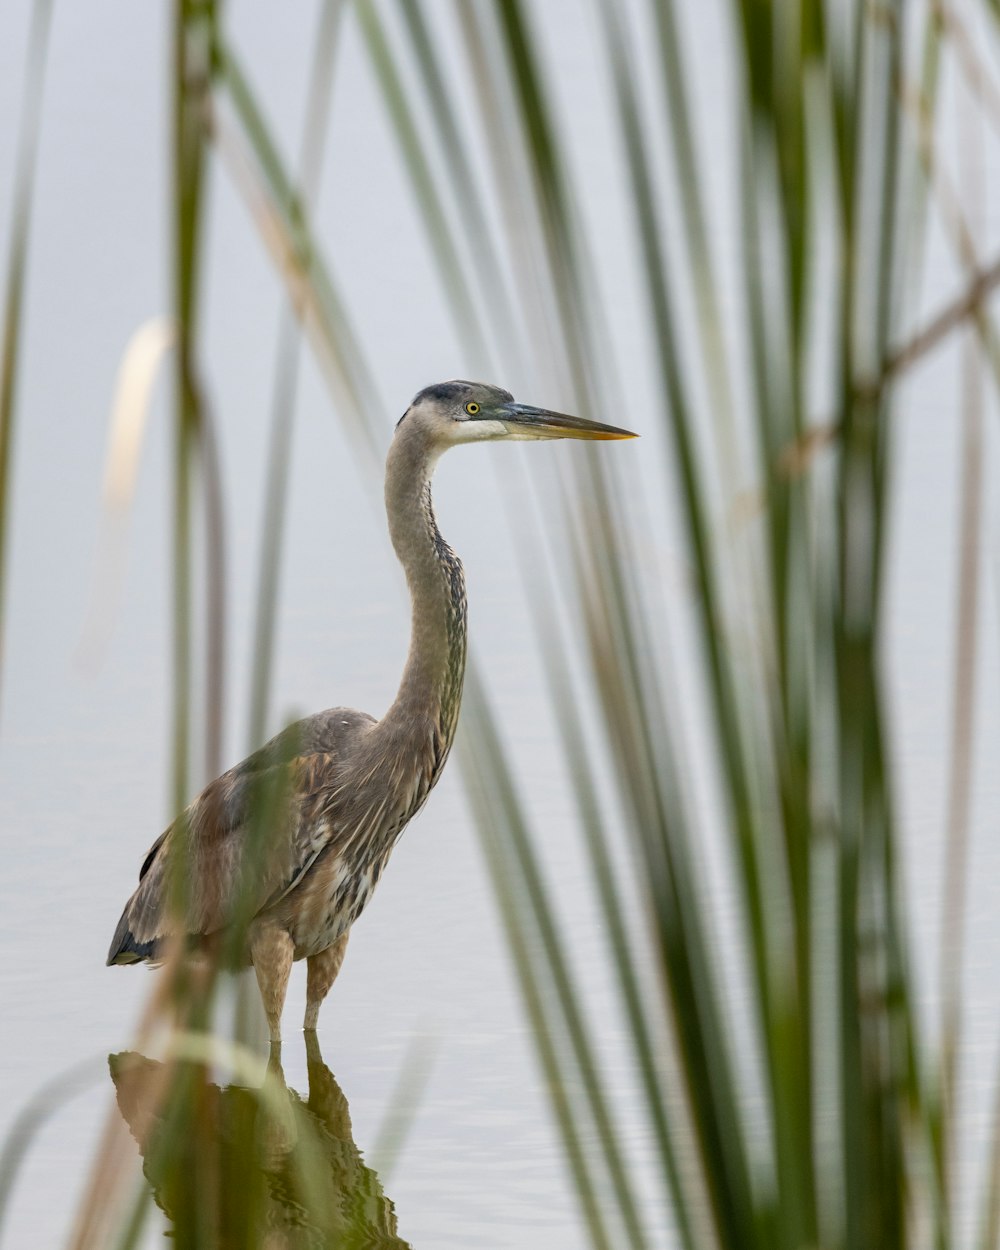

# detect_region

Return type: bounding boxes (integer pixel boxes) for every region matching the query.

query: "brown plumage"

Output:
[107,381,635,1040]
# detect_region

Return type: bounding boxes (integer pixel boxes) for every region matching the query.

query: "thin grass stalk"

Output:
[461,667,652,1248]
[209,100,382,472]
[171,0,213,812]
[833,5,913,1244]
[728,50,815,1078]
[895,0,945,342]
[212,37,386,468]
[644,0,739,484]
[940,327,985,1213]
[367,1035,437,1181]
[473,0,595,401]
[108,1179,152,1250]
[729,17,832,1245]
[977,1014,1000,1250]
[516,496,704,1249]
[71,1042,168,1250]
[169,6,220,1240]
[247,0,343,750]
[867,6,921,1239]
[567,511,767,1250]
[391,0,528,373]
[739,5,818,964]
[199,402,228,785]
[738,90,824,1208]
[354,0,491,368]
[457,705,619,1250]
[829,15,868,1246]
[67,956,184,1246]
[947,1,1000,144]
[163,12,232,1071]
[931,36,994,1223]
[78,318,177,666]
[0,0,54,721]
[900,36,1000,405]
[0,1058,105,1250]
[449,3,569,389]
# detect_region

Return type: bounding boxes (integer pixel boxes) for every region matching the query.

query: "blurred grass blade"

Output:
[939,330,985,1206]
[0,1057,105,1250]
[368,1033,438,1180]
[393,0,527,371]
[213,37,388,469]
[78,317,176,666]
[520,517,709,1250]
[462,665,651,1250]
[977,993,1000,1249]
[0,0,54,722]
[353,0,490,368]
[169,0,215,810]
[642,0,739,485]
[248,0,343,749]
[458,694,624,1250]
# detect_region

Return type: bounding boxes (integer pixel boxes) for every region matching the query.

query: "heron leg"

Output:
[250,922,295,1044]
[304,932,350,1031]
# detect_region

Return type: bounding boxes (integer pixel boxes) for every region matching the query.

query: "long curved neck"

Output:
[381,427,468,753]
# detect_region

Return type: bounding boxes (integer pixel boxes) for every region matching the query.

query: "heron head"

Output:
[398,380,637,446]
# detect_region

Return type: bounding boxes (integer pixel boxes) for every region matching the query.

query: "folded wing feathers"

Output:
[106,752,342,965]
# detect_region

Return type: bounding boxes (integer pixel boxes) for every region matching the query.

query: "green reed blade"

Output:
[976,1021,1000,1250]
[0,1058,105,1249]
[170,0,215,814]
[392,0,527,370]
[108,1180,152,1250]
[214,36,387,468]
[469,665,652,1248]
[353,0,490,368]
[460,676,643,1250]
[458,722,618,1250]
[514,501,703,1249]
[248,0,343,751]
[0,0,53,725]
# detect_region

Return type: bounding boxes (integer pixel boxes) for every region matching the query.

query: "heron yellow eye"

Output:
[465,401,480,416]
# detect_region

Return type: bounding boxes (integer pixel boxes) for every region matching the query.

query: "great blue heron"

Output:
[107,380,635,1041]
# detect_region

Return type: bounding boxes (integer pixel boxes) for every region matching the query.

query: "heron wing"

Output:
[107,750,343,962]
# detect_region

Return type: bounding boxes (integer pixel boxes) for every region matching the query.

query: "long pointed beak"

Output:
[499,403,637,441]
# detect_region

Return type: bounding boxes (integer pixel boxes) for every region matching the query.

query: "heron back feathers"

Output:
[106,709,376,967]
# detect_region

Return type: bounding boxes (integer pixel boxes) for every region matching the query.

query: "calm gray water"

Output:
[1,1,999,1246]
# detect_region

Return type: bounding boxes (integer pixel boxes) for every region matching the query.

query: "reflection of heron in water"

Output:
[107,381,635,1041]
[109,1034,410,1249]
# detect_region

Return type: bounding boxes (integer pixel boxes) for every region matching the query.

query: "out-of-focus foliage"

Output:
[109,1036,408,1249]
[2,0,999,1246]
